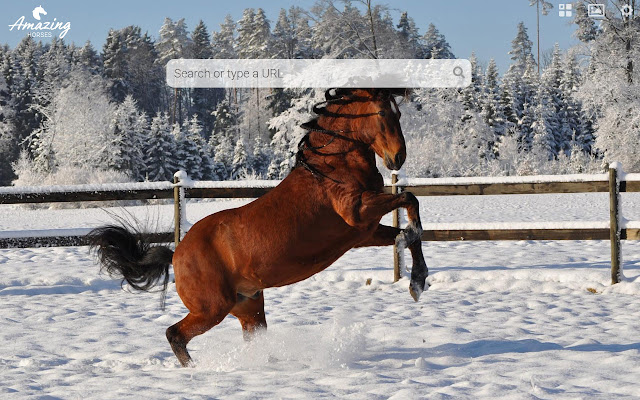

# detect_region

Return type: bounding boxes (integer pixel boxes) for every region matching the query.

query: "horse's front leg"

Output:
[358,191,424,247]
[355,224,429,301]
[335,191,428,300]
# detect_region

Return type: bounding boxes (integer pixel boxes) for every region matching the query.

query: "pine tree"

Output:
[460,53,482,126]
[509,22,535,67]
[289,6,313,59]
[251,136,270,177]
[128,30,163,115]
[211,15,237,59]
[157,18,192,64]
[422,23,455,59]
[573,2,598,42]
[210,99,234,147]
[11,36,41,154]
[481,59,505,148]
[190,20,219,134]
[560,52,593,153]
[145,112,178,181]
[181,115,205,180]
[502,23,538,151]
[191,20,212,59]
[396,11,423,58]
[112,95,148,180]
[102,27,162,113]
[236,9,257,58]
[0,70,17,185]
[231,138,248,179]
[157,18,191,125]
[540,43,564,156]
[213,133,234,180]
[531,85,556,161]
[102,29,128,102]
[77,40,101,74]
[273,9,295,59]
[250,8,273,59]
[187,115,216,180]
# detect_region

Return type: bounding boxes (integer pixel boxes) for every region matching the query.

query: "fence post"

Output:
[392,171,401,282]
[173,174,181,247]
[609,163,622,284]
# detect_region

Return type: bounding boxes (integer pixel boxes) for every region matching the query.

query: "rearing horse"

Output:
[89,88,429,367]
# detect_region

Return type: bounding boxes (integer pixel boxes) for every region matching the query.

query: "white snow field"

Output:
[2,193,640,399]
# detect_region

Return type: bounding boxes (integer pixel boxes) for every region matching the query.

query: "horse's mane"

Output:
[294,88,411,181]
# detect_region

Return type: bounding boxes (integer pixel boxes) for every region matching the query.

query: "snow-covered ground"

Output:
[2,193,640,399]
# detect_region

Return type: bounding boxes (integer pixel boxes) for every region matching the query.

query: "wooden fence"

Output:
[1,164,638,285]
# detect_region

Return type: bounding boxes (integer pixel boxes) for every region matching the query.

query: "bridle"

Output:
[295,89,401,183]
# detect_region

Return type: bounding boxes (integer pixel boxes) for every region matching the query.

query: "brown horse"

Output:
[89,88,428,367]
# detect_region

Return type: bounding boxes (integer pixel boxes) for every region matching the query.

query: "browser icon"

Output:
[588,3,605,18]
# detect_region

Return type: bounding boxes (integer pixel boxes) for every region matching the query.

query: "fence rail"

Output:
[1,164,638,284]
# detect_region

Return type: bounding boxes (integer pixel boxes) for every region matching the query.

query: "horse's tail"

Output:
[88,225,174,300]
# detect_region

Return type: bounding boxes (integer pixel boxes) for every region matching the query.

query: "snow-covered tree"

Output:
[210,98,234,147]
[111,95,148,180]
[76,40,101,74]
[236,9,258,58]
[144,112,178,181]
[157,18,192,64]
[211,15,237,59]
[422,23,455,59]
[189,20,219,133]
[540,43,565,156]
[480,59,505,144]
[186,115,216,180]
[102,29,127,102]
[273,9,295,59]
[213,133,234,180]
[102,27,163,113]
[572,2,598,43]
[30,69,117,172]
[11,36,41,153]
[396,11,423,58]
[0,70,17,185]
[231,138,248,179]
[251,136,270,177]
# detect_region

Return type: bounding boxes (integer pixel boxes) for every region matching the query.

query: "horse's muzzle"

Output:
[384,152,406,170]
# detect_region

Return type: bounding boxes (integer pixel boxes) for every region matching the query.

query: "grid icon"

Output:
[559,3,573,17]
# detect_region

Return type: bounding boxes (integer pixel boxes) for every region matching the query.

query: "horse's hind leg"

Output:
[231,291,267,341]
[166,306,233,367]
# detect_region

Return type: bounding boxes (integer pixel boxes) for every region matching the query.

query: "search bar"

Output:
[166,59,471,89]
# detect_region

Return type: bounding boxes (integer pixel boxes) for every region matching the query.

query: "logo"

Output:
[32,5,47,20]
[8,6,71,39]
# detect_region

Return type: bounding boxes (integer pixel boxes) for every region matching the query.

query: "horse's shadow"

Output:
[363,339,640,365]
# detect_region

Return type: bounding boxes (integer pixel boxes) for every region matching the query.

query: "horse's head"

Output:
[323,88,408,170]
[32,6,47,20]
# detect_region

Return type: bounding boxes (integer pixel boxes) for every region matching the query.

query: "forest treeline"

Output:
[0,1,638,186]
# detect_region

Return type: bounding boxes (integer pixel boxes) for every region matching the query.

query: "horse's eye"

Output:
[378,111,386,117]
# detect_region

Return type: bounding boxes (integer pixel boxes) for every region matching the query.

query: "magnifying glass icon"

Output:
[453,66,464,78]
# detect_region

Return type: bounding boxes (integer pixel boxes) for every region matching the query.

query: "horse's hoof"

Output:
[409,279,428,302]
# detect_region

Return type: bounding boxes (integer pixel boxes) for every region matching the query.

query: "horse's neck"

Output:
[304,128,378,178]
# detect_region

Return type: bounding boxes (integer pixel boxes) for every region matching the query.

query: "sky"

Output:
[0,0,596,74]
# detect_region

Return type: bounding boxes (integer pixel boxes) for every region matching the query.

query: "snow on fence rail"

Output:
[1,165,638,284]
